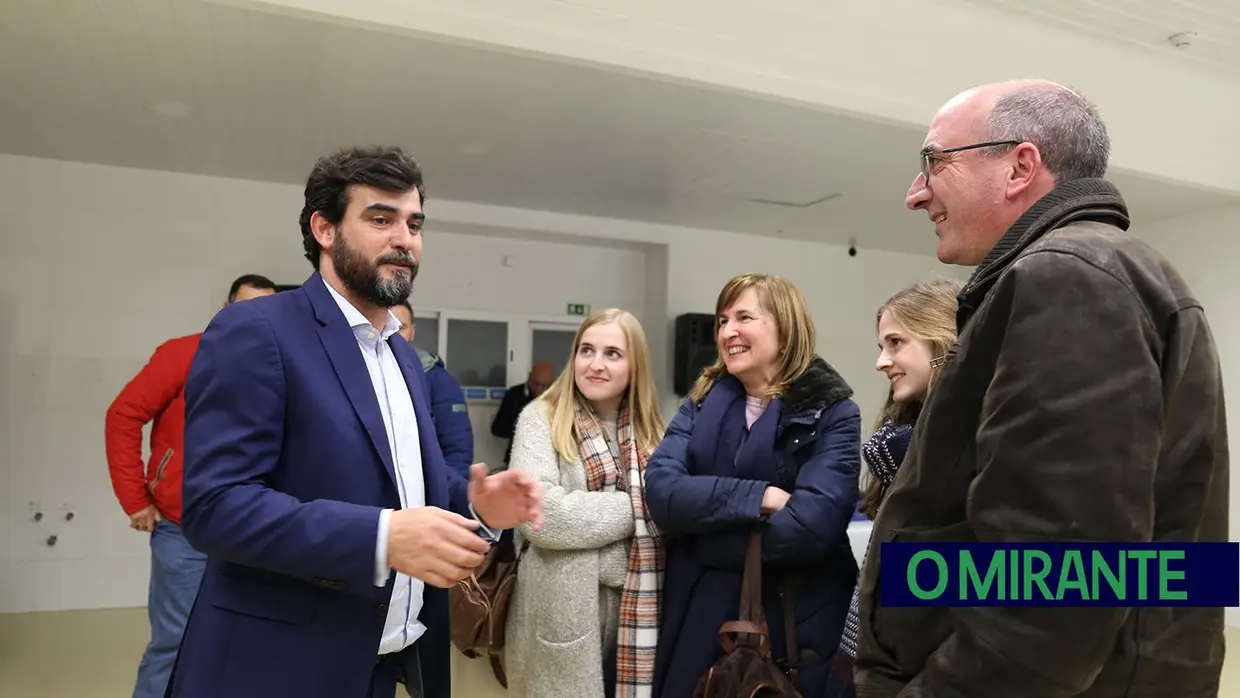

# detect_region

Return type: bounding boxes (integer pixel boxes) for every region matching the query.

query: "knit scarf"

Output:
[575,402,665,698]
[835,421,915,677]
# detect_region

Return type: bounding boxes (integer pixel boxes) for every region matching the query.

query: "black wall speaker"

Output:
[674,313,718,396]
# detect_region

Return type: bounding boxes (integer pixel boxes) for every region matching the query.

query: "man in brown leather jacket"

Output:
[854,79,1229,697]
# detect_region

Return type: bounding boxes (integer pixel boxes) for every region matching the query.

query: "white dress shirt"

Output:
[322,280,428,655]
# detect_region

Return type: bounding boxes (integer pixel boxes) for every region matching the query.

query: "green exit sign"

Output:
[567,303,591,316]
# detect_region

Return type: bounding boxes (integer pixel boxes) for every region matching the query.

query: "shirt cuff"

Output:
[374,508,393,587]
[470,503,501,544]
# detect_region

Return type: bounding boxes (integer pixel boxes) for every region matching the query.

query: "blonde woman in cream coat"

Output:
[504,308,667,698]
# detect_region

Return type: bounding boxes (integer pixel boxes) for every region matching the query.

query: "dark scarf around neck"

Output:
[689,377,781,482]
[862,421,914,488]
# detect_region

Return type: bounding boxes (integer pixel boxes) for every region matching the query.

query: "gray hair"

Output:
[986,82,1110,183]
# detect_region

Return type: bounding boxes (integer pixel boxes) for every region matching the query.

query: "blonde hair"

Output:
[859,279,961,518]
[688,273,817,404]
[538,308,667,462]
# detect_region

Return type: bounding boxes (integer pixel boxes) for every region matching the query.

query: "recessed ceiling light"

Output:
[150,101,192,118]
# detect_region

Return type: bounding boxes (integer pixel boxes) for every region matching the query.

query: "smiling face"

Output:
[904,90,1013,266]
[718,287,782,392]
[573,321,630,413]
[875,309,934,405]
[905,84,1059,266]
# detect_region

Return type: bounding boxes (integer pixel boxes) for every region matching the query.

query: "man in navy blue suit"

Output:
[168,145,543,698]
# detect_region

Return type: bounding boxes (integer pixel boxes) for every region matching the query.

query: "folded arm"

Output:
[906,253,1162,697]
[692,399,862,570]
[182,305,382,592]
[645,398,767,537]
[513,404,633,550]
[763,399,861,564]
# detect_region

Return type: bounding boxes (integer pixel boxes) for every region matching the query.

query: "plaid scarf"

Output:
[575,402,664,698]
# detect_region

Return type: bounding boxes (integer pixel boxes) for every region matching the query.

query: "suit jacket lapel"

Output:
[390,337,449,510]
[303,273,398,487]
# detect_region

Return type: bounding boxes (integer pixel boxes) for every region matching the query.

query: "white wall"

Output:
[0,153,956,613]
[1138,206,1240,627]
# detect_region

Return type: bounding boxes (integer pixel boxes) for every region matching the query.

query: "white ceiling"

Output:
[957,0,1240,78]
[1,0,1236,255]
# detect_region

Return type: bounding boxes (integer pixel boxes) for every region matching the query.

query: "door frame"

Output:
[409,307,587,401]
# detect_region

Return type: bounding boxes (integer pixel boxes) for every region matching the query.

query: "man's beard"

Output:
[332,228,418,308]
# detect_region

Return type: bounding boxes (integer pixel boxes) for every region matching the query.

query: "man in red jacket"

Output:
[105,273,276,698]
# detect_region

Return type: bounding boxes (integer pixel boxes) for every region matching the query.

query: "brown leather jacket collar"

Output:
[958,178,1130,330]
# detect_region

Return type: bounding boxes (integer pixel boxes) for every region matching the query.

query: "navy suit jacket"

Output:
[168,272,468,698]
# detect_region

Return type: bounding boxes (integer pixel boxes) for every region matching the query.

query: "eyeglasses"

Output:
[920,140,1021,182]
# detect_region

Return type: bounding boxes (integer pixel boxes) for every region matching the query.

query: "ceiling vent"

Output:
[1168,32,1197,49]
[745,192,842,208]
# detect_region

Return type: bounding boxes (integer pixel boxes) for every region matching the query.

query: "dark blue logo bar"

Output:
[880,542,1239,607]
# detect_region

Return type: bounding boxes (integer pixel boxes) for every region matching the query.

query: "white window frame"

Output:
[412,307,587,402]
[526,319,585,375]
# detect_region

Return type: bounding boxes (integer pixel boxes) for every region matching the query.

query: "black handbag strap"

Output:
[782,586,799,684]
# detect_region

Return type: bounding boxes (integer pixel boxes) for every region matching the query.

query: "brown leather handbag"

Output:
[693,529,802,698]
[448,535,527,688]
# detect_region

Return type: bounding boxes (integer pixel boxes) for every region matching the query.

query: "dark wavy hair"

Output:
[298,145,425,269]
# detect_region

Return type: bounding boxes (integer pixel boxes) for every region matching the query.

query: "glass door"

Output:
[442,315,513,471]
[529,321,581,377]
